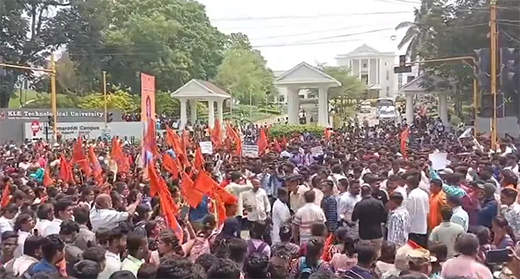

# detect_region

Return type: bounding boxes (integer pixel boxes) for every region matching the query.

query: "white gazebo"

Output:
[398,74,449,126]
[274,62,341,127]
[171,79,230,129]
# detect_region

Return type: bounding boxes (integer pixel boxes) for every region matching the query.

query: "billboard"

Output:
[23,122,144,141]
[141,73,156,122]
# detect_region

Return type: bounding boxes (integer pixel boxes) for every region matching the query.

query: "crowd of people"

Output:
[1,113,520,279]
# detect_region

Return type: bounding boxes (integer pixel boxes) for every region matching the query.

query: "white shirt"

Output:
[337,192,361,221]
[293,203,326,245]
[0,216,14,237]
[225,182,253,217]
[271,199,291,243]
[7,254,39,276]
[43,219,63,236]
[98,251,121,279]
[451,206,469,232]
[14,231,31,258]
[313,188,324,206]
[90,207,129,232]
[290,185,310,213]
[34,219,51,236]
[242,188,270,222]
[406,188,430,234]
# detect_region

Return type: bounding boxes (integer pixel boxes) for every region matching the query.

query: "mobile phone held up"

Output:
[486,249,512,264]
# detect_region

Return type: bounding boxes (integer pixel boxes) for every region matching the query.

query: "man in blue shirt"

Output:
[31,235,65,274]
[478,183,498,228]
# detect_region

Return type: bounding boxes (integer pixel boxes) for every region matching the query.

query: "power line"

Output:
[211,11,413,21]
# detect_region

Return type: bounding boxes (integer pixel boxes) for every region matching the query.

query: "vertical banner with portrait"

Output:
[141,73,156,122]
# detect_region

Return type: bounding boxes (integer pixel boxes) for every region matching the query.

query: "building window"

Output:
[384,62,388,66]
[386,70,390,81]
[361,74,369,85]
[407,76,415,83]
[386,86,390,96]
[362,63,367,68]
[398,74,403,89]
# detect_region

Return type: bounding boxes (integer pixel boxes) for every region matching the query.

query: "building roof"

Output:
[274,62,341,87]
[170,79,230,99]
[398,73,446,95]
[336,44,395,58]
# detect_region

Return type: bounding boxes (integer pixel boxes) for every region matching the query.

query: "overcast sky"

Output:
[198,0,419,71]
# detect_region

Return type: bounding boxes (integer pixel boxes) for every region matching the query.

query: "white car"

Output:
[359,105,371,113]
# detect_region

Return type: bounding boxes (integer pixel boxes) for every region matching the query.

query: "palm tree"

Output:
[395,4,431,61]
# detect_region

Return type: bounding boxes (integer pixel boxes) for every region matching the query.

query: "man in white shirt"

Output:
[0,205,17,240]
[406,172,430,248]
[225,172,253,221]
[337,180,361,225]
[98,227,126,279]
[91,193,141,232]
[292,190,326,244]
[34,204,53,237]
[43,198,74,237]
[243,178,271,223]
[271,188,291,243]
[287,175,309,213]
[448,195,469,232]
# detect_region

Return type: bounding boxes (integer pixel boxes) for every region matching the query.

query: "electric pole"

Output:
[490,0,498,150]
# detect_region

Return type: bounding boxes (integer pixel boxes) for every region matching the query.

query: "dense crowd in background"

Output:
[1,112,520,279]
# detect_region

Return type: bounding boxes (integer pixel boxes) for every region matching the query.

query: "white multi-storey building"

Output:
[335,44,418,99]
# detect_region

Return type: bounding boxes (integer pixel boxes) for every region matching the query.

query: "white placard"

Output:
[429,152,448,171]
[243,145,259,158]
[199,141,213,154]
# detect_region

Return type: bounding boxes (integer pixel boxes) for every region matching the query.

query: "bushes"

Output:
[258,108,282,115]
[269,124,325,138]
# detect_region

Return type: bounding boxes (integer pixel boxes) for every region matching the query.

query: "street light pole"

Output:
[103,71,107,127]
[50,54,57,141]
[490,0,498,151]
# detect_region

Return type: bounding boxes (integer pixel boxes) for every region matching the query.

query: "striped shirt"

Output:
[293,203,326,245]
[321,195,338,232]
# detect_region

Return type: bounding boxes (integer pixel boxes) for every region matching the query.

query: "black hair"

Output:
[249,222,267,240]
[82,246,106,263]
[73,259,102,279]
[155,257,205,279]
[126,232,144,256]
[309,270,339,279]
[41,234,65,262]
[306,237,324,258]
[1,231,18,241]
[355,244,376,265]
[109,271,137,279]
[137,263,157,279]
[73,206,90,225]
[60,220,80,235]
[440,206,453,221]
[53,197,73,218]
[23,235,44,258]
[455,233,479,256]
[207,258,241,279]
[195,253,218,272]
[244,252,269,279]
[227,238,248,264]
[13,213,33,232]
[3,204,18,215]
[36,203,53,220]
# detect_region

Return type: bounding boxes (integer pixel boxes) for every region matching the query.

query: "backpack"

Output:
[297,257,323,279]
[247,239,268,256]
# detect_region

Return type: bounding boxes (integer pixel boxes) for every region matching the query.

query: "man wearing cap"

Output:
[477,183,498,228]
[407,248,436,277]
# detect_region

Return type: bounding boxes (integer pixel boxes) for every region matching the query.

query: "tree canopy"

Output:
[215,33,276,106]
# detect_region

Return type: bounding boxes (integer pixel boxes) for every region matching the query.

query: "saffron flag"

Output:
[273,138,281,153]
[43,167,54,187]
[193,146,205,171]
[162,153,179,179]
[59,155,74,183]
[211,119,222,147]
[400,126,410,159]
[180,172,203,208]
[226,122,242,156]
[1,184,10,208]
[193,170,216,194]
[88,146,104,185]
[111,138,130,173]
[72,138,91,176]
[258,128,268,155]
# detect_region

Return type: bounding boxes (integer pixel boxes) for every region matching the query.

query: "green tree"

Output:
[316,64,367,100]
[78,90,138,112]
[215,33,276,106]
[99,0,227,94]
[156,91,180,116]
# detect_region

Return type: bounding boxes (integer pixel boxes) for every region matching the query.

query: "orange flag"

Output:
[59,155,73,183]
[72,138,91,177]
[258,128,268,155]
[149,163,183,241]
[193,170,216,194]
[88,146,104,185]
[144,119,159,157]
[43,167,54,187]
[181,172,203,208]
[182,130,190,150]
[111,138,130,173]
[193,146,205,171]
[324,129,332,139]
[211,119,222,147]
[165,126,177,149]
[212,183,237,205]
[226,123,242,156]
[273,138,281,153]
[1,184,10,208]
[400,126,410,159]
[163,153,179,179]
